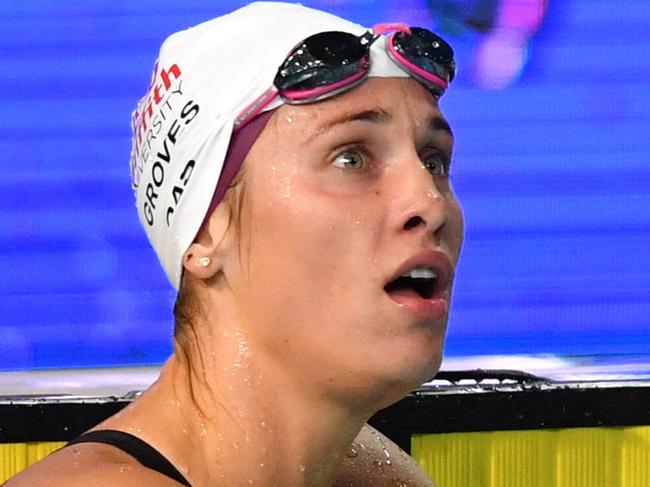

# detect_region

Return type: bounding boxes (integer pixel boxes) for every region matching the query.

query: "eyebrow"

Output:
[430,116,453,138]
[306,108,391,143]
[307,107,453,143]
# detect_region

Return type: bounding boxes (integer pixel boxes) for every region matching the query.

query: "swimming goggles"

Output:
[234,23,456,129]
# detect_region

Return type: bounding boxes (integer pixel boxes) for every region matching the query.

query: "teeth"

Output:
[401,267,437,279]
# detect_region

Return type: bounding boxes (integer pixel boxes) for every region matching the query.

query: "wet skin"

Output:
[230,76,463,411]
[6,77,462,487]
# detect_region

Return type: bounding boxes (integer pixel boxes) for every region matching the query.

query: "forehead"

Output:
[272,77,448,136]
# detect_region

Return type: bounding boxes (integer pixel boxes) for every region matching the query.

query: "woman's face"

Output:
[225,77,463,406]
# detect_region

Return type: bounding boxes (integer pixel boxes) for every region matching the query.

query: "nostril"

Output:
[404,215,425,231]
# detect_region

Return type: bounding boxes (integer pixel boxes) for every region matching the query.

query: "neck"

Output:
[132,321,367,487]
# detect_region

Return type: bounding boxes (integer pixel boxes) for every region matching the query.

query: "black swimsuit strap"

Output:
[67,429,192,487]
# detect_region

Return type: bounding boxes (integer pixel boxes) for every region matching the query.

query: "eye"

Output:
[332,149,367,169]
[422,153,450,177]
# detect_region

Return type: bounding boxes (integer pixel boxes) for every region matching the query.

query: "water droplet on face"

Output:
[299,465,306,473]
[346,447,358,458]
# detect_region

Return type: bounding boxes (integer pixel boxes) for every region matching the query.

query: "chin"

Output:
[406,355,442,389]
[368,351,443,411]
[401,329,445,377]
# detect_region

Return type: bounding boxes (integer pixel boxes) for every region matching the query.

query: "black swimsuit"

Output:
[67,430,192,486]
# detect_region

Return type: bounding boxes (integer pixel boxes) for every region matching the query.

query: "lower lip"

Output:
[386,289,448,320]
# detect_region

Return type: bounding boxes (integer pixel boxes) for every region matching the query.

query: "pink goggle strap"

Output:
[234,86,280,130]
[281,68,367,101]
[372,23,411,36]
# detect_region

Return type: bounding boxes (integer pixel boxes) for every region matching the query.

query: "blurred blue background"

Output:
[1,0,649,370]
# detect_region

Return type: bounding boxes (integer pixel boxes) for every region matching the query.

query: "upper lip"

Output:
[384,249,453,299]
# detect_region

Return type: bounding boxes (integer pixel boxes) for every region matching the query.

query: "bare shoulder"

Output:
[4,442,183,487]
[334,424,437,487]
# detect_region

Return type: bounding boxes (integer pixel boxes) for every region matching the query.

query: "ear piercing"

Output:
[199,257,211,267]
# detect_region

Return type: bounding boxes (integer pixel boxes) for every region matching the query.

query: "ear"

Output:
[182,201,233,280]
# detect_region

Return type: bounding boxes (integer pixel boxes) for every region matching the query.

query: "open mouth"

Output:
[382,251,454,314]
[384,267,438,300]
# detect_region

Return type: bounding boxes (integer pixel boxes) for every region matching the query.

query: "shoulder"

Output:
[334,424,437,487]
[4,442,183,487]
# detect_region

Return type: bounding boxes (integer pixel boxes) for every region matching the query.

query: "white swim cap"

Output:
[130,1,411,289]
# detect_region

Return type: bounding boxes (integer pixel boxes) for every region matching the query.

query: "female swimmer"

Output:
[6,2,462,486]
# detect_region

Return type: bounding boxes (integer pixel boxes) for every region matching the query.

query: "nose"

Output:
[393,155,447,238]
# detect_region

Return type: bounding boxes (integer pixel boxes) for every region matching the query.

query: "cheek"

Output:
[242,188,388,321]
[244,187,347,284]
[443,189,464,256]
[239,191,382,360]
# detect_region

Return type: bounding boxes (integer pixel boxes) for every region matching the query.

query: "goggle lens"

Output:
[274,31,370,93]
[392,27,456,83]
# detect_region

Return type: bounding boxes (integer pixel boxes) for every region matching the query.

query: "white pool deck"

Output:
[2,354,649,397]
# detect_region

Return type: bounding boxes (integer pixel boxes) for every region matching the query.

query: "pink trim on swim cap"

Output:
[205,110,275,219]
